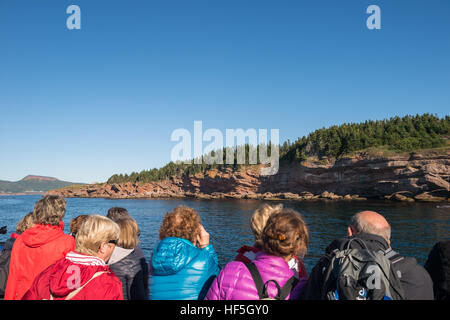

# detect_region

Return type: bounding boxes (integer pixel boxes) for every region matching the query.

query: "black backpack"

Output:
[245,262,299,300]
[321,238,405,300]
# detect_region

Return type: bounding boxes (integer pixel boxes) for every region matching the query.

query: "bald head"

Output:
[348,211,391,243]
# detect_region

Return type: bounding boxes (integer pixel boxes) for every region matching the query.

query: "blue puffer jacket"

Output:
[150,237,220,300]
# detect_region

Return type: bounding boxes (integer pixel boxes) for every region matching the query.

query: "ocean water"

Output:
[0,195,449,272]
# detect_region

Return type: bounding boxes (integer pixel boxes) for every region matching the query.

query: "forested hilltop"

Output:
[108,114,450,184]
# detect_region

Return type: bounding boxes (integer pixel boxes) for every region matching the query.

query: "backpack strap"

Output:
[383,247,404,264]
[48,271,109,300]
[278,276,299,300]
[245,262,266,299]
[245,262,299,300]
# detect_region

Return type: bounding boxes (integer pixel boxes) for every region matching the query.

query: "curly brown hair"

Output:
[159,206,201,244]
[69,214,89,236]
[16,212,34,234]
[32,195,66,226]
[261,208,309,258]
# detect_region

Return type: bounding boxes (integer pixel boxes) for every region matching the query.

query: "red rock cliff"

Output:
[47,153,450,202]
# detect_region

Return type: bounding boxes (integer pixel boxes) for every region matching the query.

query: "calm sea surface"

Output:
[0,195,449,273]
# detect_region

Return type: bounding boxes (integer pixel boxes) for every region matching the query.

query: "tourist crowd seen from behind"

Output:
[0,195,448,300]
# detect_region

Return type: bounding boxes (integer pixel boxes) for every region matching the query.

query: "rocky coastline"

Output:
[48,153,450,203]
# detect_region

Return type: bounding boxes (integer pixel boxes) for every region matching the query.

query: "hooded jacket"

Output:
[22,251,123,300]
[150,237,220,300]
[205,252,307,300]
[108,245,149,300]
[4,222,75,300]
[300,233,434,300]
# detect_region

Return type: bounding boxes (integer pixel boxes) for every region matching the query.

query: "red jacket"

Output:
[23,251,123,300]
[4,222,75,300]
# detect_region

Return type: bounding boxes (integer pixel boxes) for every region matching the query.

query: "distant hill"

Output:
[0,175,83,194]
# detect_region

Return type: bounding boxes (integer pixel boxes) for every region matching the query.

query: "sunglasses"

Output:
[108,239,118,245]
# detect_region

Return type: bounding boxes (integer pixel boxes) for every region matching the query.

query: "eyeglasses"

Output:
[108,239,117,245]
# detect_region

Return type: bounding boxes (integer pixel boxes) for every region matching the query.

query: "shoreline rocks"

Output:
[47,153,450,202]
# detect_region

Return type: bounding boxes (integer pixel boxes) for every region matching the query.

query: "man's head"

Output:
[106,207,130,222]
[348,211,391,244]
[32,195,66,226]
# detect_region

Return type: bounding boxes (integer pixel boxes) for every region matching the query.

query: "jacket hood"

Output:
[47,252,110,299]
[21,222,66,248]
[326,232,390,254]
[108,246,134,265]
[151,237,197,276]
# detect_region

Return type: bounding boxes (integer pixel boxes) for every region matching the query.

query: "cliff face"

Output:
[48,153,450,202]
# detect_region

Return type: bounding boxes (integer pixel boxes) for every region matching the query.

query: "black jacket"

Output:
[300,233,434,300]
[109,246,149,300]
[424,240,450,300]
[0,237,16,299]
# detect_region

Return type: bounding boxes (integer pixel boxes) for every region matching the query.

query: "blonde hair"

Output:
[16,212,34,234]
[75,215,120,256]
[251,203,283,247]
[115,218,139,249]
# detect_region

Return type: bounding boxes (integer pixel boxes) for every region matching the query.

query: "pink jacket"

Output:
[205,252,307,300]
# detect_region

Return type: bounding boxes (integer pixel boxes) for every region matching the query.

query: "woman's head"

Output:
[69,214,89,237]
[115,218,140,249]
[159,206,201,244]
[250,203,283,247]
[32,195,66,226]
[75,215,120,259]
[261,208,309,259]
[16,212,34,234]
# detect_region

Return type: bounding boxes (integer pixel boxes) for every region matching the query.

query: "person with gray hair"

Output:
[300,210,434,300]
[348,211,391,243]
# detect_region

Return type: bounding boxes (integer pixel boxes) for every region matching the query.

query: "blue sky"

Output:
[0,0,449,183]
